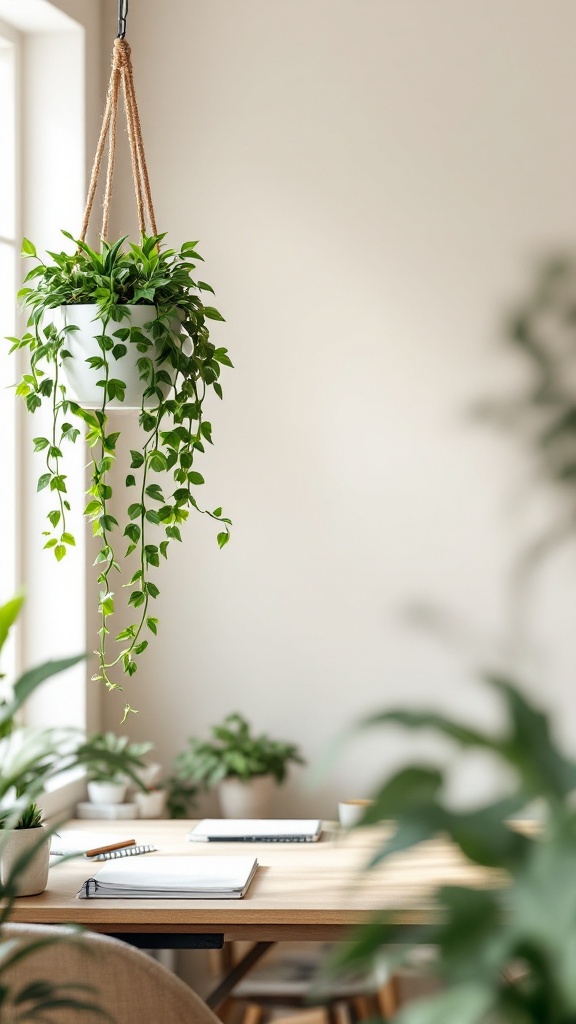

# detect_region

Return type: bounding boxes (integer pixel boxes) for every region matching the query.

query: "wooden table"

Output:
[10,819,498,943]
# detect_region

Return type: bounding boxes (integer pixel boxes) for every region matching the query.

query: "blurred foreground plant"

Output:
[0,594,116,1020]
[335,675,576,1024]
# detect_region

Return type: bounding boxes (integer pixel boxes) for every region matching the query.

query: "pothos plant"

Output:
[9,233,232,716]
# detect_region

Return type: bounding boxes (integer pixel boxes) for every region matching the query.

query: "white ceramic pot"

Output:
[0,826,50,897]
[133,789,167,819]
[87,780,127,805]
[56,304,178,410]
[218,775,277,818]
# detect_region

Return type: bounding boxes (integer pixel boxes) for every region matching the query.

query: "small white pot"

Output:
[87,780,127,805]
[0,826,50,897]
[56,304,178,410]
[218,775,277,819]
[133,789,167,819]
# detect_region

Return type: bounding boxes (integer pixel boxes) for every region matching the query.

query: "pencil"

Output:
[85,839,136,858]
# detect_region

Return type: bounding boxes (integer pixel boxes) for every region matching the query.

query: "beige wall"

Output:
[98,0,576,816]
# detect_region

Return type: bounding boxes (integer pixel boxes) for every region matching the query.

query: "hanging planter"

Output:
[9,29,232,718]
[54,304,180,411]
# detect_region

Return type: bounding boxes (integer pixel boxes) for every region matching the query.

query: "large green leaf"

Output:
[396,984,494,1024]
[0,654,86,730]
[0,594,24,660]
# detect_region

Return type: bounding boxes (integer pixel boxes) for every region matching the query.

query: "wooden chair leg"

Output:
[242,1003,266,1024]
[350,995,380,1020]
[377,975,402,1019]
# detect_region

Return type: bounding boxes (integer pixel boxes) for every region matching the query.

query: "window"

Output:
[0,23,20,682]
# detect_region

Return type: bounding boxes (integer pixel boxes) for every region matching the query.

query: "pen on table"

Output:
[85,839,137,858]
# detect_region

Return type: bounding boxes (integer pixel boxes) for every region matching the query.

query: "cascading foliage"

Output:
[9,232,232,717]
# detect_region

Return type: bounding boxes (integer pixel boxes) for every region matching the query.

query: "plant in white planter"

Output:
[0,803,50,899]
[9,233,232,710]
[172,713,305,818]
[80,731,153,804]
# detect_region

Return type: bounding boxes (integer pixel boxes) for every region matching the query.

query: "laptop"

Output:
[187,819,323,843]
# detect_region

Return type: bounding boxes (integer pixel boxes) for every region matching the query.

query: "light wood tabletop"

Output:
[8,820,501,942]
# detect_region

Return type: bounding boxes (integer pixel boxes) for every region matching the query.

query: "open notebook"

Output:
[77,855,258,899]
[187,819,323,843]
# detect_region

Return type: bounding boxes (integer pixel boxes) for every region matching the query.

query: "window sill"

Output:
[39,768,87,823]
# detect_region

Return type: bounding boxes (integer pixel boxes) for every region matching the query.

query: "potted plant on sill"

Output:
[80,731,153,805]
[172,713,305,818]
[9,233,232,716]
[128,761,168,818]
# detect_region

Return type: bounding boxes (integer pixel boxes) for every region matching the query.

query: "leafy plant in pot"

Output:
[8,37,233,716]
[10,234,232,714]
[0,594,152,896]
[81,731,153,805]
[0,593,128,1018]
[172,713,305,818]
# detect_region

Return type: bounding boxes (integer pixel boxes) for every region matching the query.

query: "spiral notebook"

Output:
[77,854,258,899]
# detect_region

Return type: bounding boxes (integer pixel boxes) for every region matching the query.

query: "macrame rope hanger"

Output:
[79,0,158,245]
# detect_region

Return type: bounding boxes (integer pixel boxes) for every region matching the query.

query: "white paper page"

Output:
[50,831,139,856]
[93,855,257,891]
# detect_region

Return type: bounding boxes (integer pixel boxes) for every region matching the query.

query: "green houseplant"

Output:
[335,675,576,1024]
[172,713,305,817]
[0,594,150,896]
[0,594,116,1019]
[81,731,153,805]
[9,233,232,712]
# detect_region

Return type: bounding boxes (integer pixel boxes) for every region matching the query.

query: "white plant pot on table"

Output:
[0,826,50,897]
[56,304,179,410]
[87,780,127,805]
[218,775,276,819]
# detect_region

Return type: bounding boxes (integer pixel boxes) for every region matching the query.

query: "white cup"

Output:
[338,799,374,828]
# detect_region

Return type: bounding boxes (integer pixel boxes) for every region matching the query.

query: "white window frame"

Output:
[0,18,22,686]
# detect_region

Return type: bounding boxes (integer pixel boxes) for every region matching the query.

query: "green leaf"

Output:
[188,471,205,485]
[125,474,136,487]
[33,436,49,452]
[128,503,144,520]
[395,985,494,1024]
[61,532,76,546]
[47,510,61,529]
[37,473,51,492]
[217,531,230,549]
[130,450,145,469]
[0,593,25,657]
[54,544,66,561]
[21,237,37,257]
[146,617,158,635]
[203,306,225,321]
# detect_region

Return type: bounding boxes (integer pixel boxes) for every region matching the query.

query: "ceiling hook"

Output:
[117,0,128,39]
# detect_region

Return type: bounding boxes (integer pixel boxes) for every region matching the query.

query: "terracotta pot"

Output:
[218,775,276,818]
[0,825,50,896]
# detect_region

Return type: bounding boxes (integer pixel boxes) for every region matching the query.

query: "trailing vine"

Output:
[9,233,232,716]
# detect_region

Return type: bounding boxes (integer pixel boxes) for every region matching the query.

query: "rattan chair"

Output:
[2,923,224,1024]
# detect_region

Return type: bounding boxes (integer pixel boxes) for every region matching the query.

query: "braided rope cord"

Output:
[79,37,157,244]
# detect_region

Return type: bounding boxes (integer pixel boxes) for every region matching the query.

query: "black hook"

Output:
[117,0,128,39]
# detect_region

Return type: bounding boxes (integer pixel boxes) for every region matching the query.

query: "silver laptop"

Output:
[187,819,323,843]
